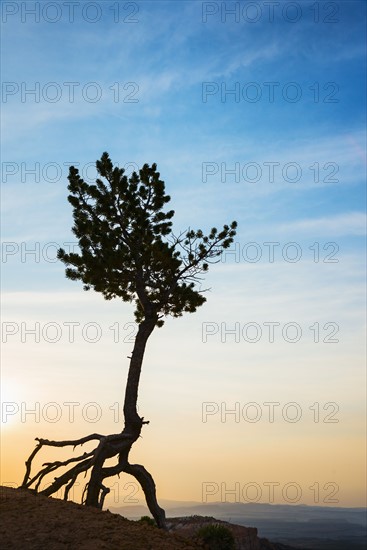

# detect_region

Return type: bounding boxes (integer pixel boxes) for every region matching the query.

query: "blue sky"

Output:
[1,1,366,507]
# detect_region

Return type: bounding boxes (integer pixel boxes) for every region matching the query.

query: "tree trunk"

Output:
[84,313,166,527]
[123,315,157,433]
[22,313,167,528]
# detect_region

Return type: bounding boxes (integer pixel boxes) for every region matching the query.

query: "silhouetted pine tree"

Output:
[22,152,237,528]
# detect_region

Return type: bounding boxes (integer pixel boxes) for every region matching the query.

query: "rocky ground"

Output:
[0,486,298,549]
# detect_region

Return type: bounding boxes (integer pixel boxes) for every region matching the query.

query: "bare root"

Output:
[21,428,166,529]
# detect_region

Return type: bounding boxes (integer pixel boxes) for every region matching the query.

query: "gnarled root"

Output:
[21,427,166,529]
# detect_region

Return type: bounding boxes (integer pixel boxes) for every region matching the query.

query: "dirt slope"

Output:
[0,486,200,550]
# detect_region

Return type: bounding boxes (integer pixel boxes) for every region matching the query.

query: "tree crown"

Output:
[58,152,237,325]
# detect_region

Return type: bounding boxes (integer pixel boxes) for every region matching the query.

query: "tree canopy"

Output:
[58,152,237,325]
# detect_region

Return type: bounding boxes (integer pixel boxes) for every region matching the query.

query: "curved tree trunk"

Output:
[22,313,167,529]
[84,313,166,526]
[123,315,157,432]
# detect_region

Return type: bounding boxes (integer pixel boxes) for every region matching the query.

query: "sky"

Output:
[1,0,366,509]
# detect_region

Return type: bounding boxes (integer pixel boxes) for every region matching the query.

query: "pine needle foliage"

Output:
[58,152,237,326]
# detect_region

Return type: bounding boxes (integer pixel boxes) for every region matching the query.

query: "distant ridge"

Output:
[110,500,367,550]
[110,500,367,524]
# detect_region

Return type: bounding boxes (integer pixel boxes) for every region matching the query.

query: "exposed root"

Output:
[21,426,166,528]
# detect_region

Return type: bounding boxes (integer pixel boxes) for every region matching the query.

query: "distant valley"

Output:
[110,501,367,550]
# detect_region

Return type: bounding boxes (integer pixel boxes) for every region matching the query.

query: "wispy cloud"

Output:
[278,212,367,237]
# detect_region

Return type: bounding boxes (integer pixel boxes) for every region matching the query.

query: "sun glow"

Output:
[0,378,25,428]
